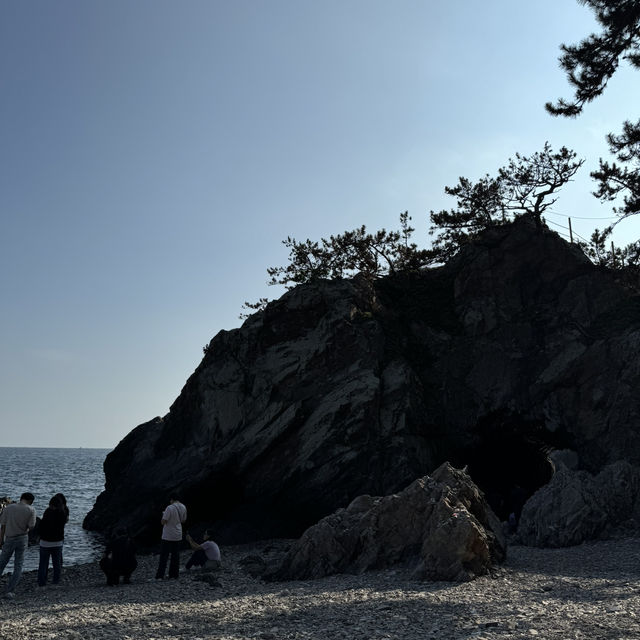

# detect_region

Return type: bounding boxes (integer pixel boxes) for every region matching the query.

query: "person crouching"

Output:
[100,528,137,586]
[185,531,221,570]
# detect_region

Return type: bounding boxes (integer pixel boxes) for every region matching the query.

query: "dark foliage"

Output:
[241,145,583,316]
[428,143,583,262]
[240,212,433,316]
[578,226,640,272]
[547,0,640,220]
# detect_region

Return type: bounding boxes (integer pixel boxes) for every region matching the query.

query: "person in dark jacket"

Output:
[37,494,69,586]
[54,493,69,520]
[100,528,137,586]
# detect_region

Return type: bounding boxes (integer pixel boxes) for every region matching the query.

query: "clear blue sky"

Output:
[1,1,638,448]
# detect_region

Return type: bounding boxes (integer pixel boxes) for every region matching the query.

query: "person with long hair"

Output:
[37,494,69,587]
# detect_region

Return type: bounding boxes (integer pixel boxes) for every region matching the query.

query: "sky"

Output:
[1,1,639,449]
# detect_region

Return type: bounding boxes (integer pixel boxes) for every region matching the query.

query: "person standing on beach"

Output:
[0,492,36,599]
[54,493,69,521]
[155,494,187,580]
[37,494,69,587]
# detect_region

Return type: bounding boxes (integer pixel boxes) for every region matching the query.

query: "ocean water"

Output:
[0,447,110,572]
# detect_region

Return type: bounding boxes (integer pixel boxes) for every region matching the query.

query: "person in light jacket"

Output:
[0,492,36,598]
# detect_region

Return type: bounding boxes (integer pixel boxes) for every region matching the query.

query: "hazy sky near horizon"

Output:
[1,1,639,448]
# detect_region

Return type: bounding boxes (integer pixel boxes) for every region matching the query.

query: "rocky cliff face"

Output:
[84,218,640,543]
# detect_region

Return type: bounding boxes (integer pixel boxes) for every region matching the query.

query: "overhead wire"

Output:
[546,218,570,232]
[542,207,613,245]
[546,208,617,221]
[545,217,592,245]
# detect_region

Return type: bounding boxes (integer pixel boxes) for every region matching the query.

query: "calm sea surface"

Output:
[0,447,110,571]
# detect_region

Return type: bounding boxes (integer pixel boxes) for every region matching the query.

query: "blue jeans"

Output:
[0,534,28,593]
[38,545,63,586]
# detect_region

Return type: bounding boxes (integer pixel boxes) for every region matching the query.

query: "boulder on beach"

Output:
[518,460,640,547]
[268,462,506,582]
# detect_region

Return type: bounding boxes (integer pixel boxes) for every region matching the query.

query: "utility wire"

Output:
[545,218,591,244]
[546,218,570,232]
[546,209,616,221]
[545,219,572,240]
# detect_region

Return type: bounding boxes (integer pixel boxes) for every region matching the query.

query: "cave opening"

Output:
[461,414,572,522]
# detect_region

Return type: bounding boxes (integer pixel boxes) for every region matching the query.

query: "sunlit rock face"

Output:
[84,217,640,545]
[268,462,506,582]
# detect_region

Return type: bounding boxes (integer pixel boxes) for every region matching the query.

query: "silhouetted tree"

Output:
[577,227,618,267]
[547,0,640,222]
[499,145,585,223]
[265,211,430,288]
[240,212,431,317]
[578,226,640,271]
[428,175,505,262]
[242,145,583,317]
[428,143,584,262]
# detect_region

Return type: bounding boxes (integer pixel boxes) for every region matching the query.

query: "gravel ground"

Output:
[2,537,640,639]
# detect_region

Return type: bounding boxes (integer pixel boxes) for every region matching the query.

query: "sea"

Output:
[0,447,110,572]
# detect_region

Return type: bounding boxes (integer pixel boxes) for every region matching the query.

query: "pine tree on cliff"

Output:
[242,143,582,315]
[240,212,431,316]
[428,143,584,263]
[264,211,430,288]
[547,0,640,224]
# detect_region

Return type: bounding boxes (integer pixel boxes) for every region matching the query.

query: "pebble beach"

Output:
[2,538,640,640]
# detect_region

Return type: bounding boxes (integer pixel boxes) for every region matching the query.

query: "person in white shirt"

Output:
[185,530,221,570]
[0,492,36,598]
[155,494,187,580]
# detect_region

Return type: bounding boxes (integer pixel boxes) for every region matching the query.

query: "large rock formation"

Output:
[518,460,640,547]
[269,462,506,582]
[84,218,640,544]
